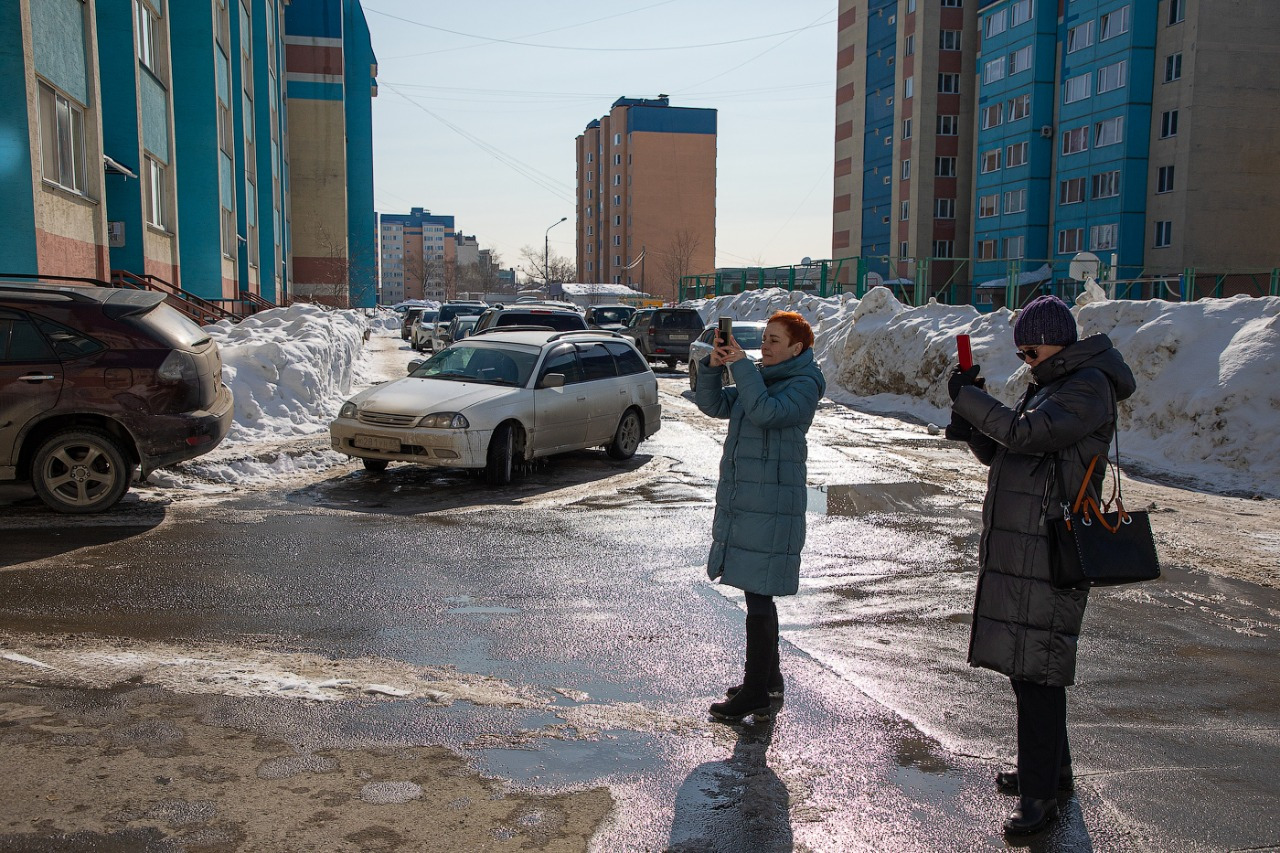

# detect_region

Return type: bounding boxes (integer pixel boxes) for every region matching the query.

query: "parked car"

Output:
[471,304,588,334]
[409,310,440,352]
[400,306,427,340]
[0,278,234,512]
[687,319,768,391]
[584,304,637,332]
[329,329,661,485]
[620,307,705,371]
[429,301,488,352]
[447,315,480,344]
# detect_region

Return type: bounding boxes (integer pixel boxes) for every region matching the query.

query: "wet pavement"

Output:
[0,367,1277,851]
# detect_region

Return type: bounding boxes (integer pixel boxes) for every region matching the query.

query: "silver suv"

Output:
[429,301,488,352]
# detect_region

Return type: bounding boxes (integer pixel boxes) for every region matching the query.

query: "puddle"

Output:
[473,730,658,787]
[807,482,946,517]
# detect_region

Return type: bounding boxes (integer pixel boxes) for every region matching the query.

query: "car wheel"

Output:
[664,358,678,372]
[362,458,389,473]
[485,423,515,486]
[606,409,643,460]
[31,428,132,514]
[689,366,698,392]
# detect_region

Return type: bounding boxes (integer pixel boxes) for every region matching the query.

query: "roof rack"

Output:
[0,275,110,301]
[471,325,558,336]
[547,329,622,342]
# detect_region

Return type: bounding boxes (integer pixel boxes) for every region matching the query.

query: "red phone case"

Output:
[956,334,973,370]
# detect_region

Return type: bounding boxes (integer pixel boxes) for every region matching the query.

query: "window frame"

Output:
[1097,59,1128,94]
[1157,164,1175,194]
[1154,220,1173,247]
[1091,169,1121,199]
[1067,20,1094,53]
[1003,188,1027,214]
[1099,5,1131,41]
[37,80,88,195]
[1059,177,1086,205]
[1160,109,1179,138]
[1008,93,1031,121]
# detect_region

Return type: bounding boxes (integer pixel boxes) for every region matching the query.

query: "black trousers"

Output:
[1010,678,1071,799]
[743,591,776,619]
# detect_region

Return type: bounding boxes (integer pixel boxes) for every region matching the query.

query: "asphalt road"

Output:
[0,357,1276,852]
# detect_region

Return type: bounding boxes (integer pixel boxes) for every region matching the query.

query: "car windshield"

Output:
[439,304,485,322]
[592,307,634,325]
[410,342,539,386]
[453,317,478,330]
[417,312,438,324]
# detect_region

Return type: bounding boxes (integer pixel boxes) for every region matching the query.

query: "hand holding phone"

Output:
[718,316,734,345]
[956,334,973,370]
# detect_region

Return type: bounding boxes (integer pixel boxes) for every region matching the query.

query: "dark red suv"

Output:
[0,278,234,513]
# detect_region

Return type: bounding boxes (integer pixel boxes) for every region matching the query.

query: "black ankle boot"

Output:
[1003,796,1059,835]
[710,614,775,722]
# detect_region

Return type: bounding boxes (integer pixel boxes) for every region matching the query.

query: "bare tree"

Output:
[517,244,576,286]
[653,229,703,296]
[295,215,378,308]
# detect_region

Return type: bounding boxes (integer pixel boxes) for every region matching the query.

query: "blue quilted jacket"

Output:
[694,349,826,596]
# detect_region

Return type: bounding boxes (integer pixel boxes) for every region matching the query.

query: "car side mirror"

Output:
[539,373,565,389]
[407,360,423,373]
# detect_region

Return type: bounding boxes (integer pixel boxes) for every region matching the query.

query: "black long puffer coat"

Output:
[952,333,1136,687]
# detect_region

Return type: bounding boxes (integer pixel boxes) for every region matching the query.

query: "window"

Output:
[1067,20,1094,53]
[979,194,999,218]
[1062,126,1089,155]
[1165,52,1182,82]
[1058,228,1085,253]
[1008,94,1031,121]
[1154,220,1172,247]
[1157,165,1175,193]
[1169,0,1185,24]
[981,103,1003,129]
[985,8,1008,38]
[37,82,87,194]
[1100,6,1130,40]
[612,173,621,186]
[1011,0,1032,25]
[586,152,593,164]
[613,235,621,246]
[903,117,913,138]
[1092,169,1121,198]
[613,153,622,166]
[613,133,621,145]
[937,115,959,135]
[977,239,998,259]
[884,133,893,146]
[134,0,161,73]
[935,198,955,219]
[1160,109,1179,138]
[1059,177,1086,204]
[904,76,914,98]
[938,73,960,94]
[904,34,915,56]
[1004,235,1026,258]
[897,200,907,221]
[1090,224,1118,251]
[901,159,911,179]
[940,0,961,6]
[908,0,917,11]
[1097,60,1127,93]
[1064,73,1091,103]
[939,30,962,50]
[981,149,1002,173]
[1010,46,1032,75]
[145,156,166,229]
[614,255,621,266]
[1006,141,1028,167]
[900,241,910,257]
[1003,188,1027,213]
[1095,116,1124,146]
[613,194,621,206]
[933,240,954,258]
[984,57,1006,84]
[936,157,957,177]
[613,214,621,226]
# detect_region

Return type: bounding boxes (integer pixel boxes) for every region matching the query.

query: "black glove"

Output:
[944,412,974,441]
[947,364,983,402]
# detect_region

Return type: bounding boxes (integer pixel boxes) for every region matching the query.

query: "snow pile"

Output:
[688,287,1280,497]
[205,304,369,443]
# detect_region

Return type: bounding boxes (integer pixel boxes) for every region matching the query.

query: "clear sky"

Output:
[364,1,838,279]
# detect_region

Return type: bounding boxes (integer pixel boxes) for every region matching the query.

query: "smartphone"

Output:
[956,334,973,370]
[718,316,734,344]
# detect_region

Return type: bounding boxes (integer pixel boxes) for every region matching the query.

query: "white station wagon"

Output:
[330,329,661,485]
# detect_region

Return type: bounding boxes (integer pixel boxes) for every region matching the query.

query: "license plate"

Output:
[668,334,689,342]
[354,435,400,451]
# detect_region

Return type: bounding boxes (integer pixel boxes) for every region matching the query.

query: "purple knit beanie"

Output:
[1014,295,1078,346]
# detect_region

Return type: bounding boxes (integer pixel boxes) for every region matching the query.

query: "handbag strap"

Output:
[1061,379,1129,533]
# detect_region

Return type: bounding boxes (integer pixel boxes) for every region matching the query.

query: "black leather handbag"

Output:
[1048,438,1161,589]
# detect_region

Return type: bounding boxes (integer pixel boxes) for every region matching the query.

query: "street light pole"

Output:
[544,216,567,286]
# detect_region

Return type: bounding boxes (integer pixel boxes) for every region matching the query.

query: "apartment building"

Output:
[378,208,456,303]
[575,96,717,303]
[834,0,978,289]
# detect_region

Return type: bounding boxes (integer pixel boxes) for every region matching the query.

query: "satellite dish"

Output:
[801,256,813,266]
[865,271,884,289]
[1069,251,1101,283]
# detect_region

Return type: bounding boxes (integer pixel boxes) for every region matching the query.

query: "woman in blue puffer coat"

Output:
[694,310,826,722]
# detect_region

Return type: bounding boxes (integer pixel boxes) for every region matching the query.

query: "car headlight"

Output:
[418,412,469,429]
[339,401,357,419]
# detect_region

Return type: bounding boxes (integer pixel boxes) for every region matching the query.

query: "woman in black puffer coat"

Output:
[947,295,1136,837]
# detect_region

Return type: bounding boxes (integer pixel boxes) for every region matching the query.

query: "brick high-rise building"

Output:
[575,96,716,303]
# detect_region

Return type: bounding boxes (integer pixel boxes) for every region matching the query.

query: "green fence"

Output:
[680,258,1280,309]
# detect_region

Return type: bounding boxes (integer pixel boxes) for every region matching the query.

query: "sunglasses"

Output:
[1015,347,1041,361]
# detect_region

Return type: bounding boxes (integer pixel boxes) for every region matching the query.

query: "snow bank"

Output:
[687,287,1280,497]
[205,304,369,443]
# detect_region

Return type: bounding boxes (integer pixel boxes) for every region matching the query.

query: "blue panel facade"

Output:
[95,0,146,275]
[861,0,897,269]
[0,3,37,271]
[284,0,342,39]
[626,105,717,135]
[343,0,377,308]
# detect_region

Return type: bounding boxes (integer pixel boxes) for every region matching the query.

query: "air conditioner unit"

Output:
[1039,125,1054,138]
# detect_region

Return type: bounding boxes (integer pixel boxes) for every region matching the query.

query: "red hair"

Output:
[767,311,814,352]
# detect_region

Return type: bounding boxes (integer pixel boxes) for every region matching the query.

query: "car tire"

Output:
[689,366,698,392]
[606,409,643,460]
[31,428,132,514]
[664,358,678,372]
[362,458,389,473]
[485,423,515,486]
